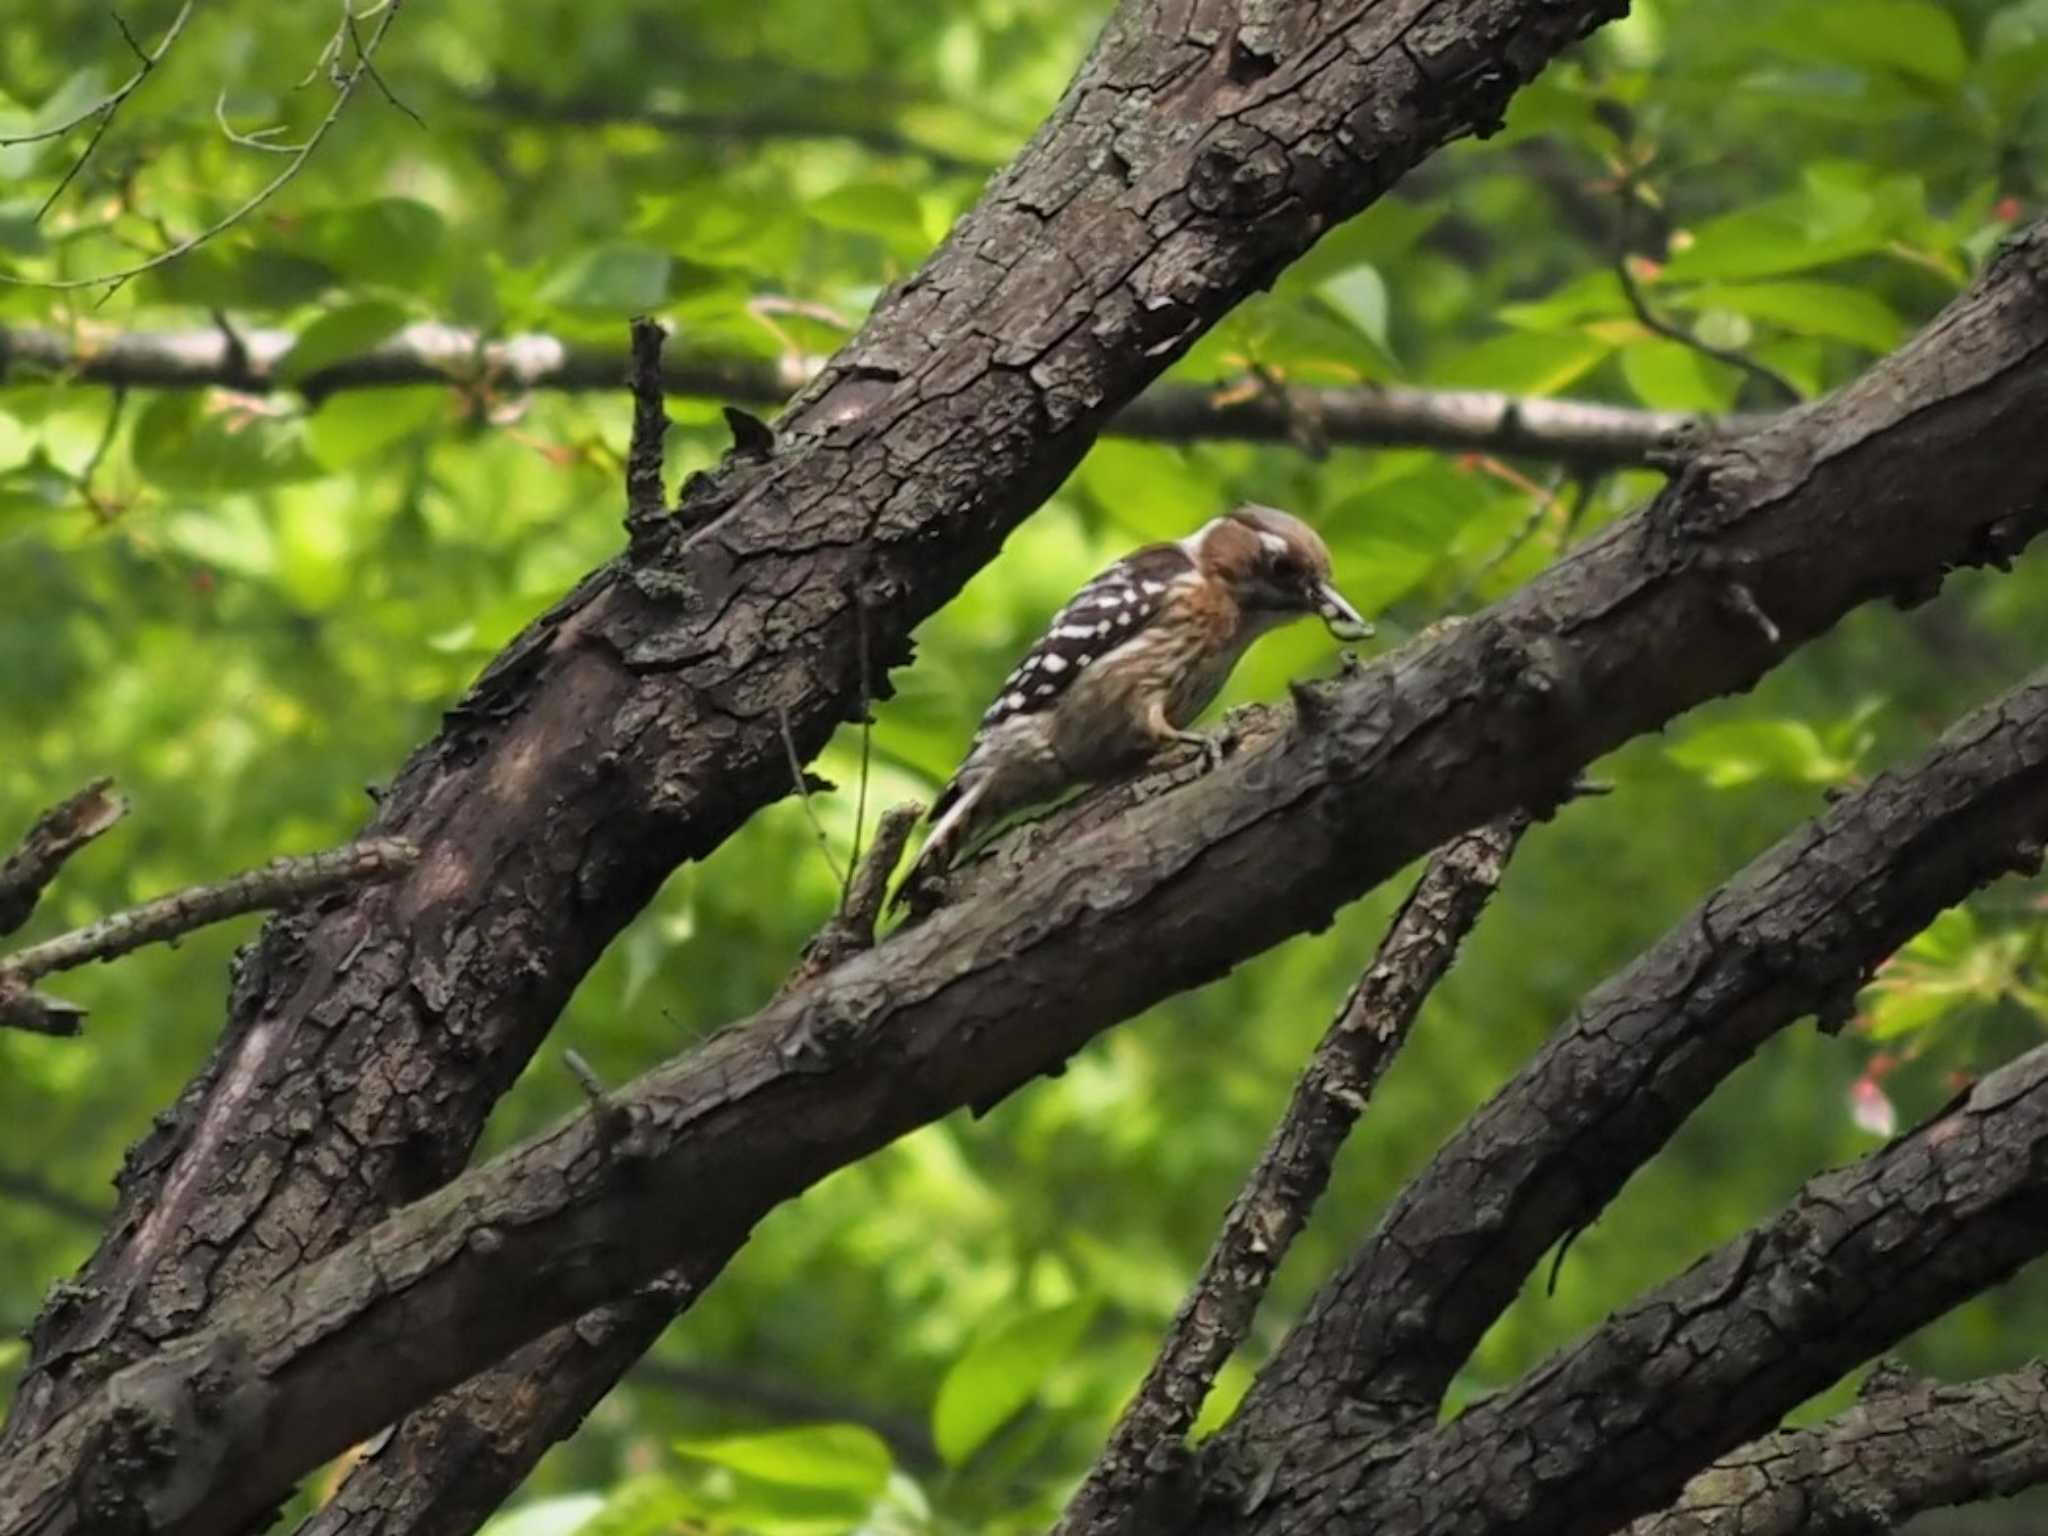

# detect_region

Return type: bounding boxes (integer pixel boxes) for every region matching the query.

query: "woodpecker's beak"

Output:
[1314,582,1373,641]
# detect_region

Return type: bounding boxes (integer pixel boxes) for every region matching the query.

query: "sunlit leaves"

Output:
[932,1299,1096,1466]
[1666,703,1879,790]
[274,302,410,383]
[542,243,674,312]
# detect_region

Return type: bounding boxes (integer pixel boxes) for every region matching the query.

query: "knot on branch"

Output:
[1187,124,1290,219]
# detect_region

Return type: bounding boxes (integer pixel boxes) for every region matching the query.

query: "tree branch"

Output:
[1290,1044,2048,1536]
[3,0,1647,1460]
[11,421,2048,1530]
[1056,814,1528,1536]
[0,838,417,987]
[290,811,920,1536]
[0,322,1750,468]
[1628,1363,2048,1536]
[1197,669,2048,1521]
[0,837,417,1038]
[0,779,128,940]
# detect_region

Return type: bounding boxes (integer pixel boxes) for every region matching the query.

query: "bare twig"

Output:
[0,837,417,988]
[0,779,129,939]
[624,316,670,526]
[0,324,1762,469]
[775,705,846,889]
[342,4,425,127]
[843,593,875,908]
[777,803,920,998]
[1450,469,1601,610]
[0,0,194,205]
[1054,813,1529,1536]
[1614,189,1801,405]
[2,1,407,294]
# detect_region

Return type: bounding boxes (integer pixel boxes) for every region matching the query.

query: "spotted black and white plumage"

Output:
[895,504,1371,905]
[977,543,1195,732]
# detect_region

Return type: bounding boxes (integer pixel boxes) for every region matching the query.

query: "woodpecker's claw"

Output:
[1175,729,1226,773]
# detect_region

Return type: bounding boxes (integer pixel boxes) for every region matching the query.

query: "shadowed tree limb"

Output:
[1262,1045,2048,1536]
[1191,669,2048,1533]
[289,809,920,1536]
[1056,814,1529,1536]
[0,322,1754,469]
[1627,1363,2048,1536]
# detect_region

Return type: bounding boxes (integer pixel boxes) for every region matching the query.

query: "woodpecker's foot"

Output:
[1174,729,1227,773]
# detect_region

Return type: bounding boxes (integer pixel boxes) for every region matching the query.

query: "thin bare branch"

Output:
[2,1,406,293]
[1614,187,1802,405]
[624,316,671,526]
[1056,814,1528,1536]
[0,322,1759,468]
[0,837,416,987]
[0,779,129,939]
[0,2,193,150]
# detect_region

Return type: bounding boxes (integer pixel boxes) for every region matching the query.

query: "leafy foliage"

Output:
[4,0,2048,1530]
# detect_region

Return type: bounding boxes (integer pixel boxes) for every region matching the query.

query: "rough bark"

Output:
[1202,669,2048,1501]
[1057,815,1528,1536]
[1628,1364,2048,1536]
[1259,1045,2048,1536]
[0,322,1747,467]
[10,395,2048,1531]
[0,0,1633,1456]
[292,810,918,1536]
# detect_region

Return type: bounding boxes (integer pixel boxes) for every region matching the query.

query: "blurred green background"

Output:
[4,0,2048,1530]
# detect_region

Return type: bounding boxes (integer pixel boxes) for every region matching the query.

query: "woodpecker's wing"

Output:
[975,542,1195,732]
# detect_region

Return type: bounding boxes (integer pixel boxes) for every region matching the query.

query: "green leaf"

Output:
[275,302,410,384]
[1672,282,1903,353]
[1902,906,1980,967]
[476,1493,603,1536]
[1666,718,1855,788]
[1619,340,1740,413]
[306,386,445,470]
[810,182,928,260]
[1285,196,1445,287]
[1661,201,1884,284]
[131,394,324,494]
[671,1423,892,1495]
[1317,264,1390,350]
[1426,329,1611,394]
[146,246,337,311]
[932,1299,1095,1465]
[276,301,411,385]
[1768,0,1969,85]
[289,198,448,291]
[542,243,673,313]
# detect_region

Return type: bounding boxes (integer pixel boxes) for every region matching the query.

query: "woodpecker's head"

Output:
[1186,504,1373,641]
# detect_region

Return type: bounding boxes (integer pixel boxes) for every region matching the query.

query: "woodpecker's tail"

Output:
[890,776,988,910]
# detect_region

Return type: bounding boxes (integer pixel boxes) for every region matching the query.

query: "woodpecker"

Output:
[897,504,1370,901]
